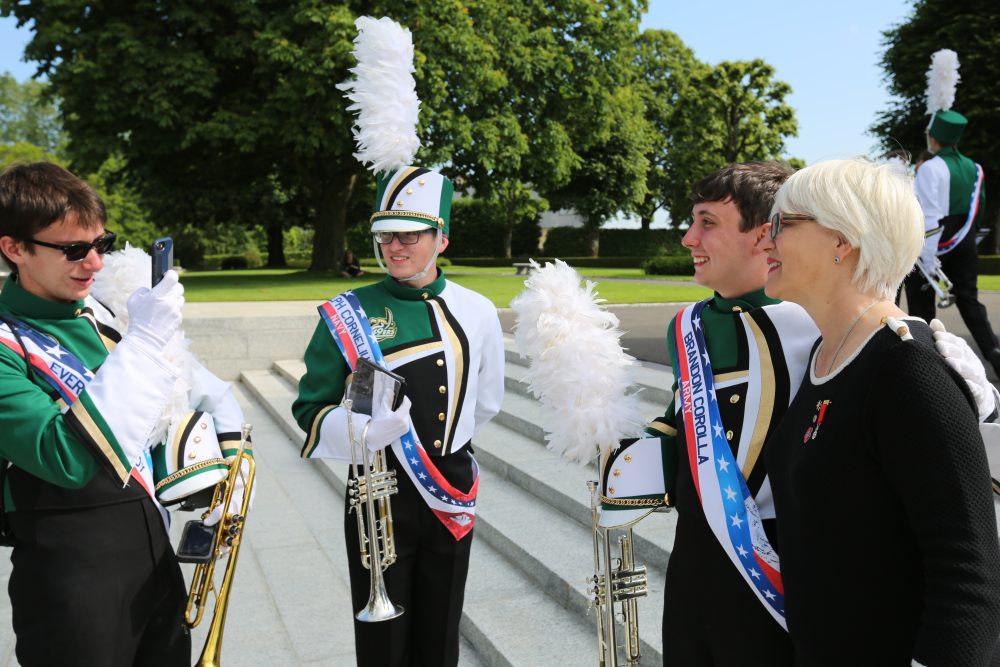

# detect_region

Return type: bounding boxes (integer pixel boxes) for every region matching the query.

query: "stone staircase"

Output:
[240,335,678,666]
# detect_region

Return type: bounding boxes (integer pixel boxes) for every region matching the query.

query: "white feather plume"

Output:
[925,49,960,115]
[510,260,645,465]
[90,244,194,446]
[337,16,421,173]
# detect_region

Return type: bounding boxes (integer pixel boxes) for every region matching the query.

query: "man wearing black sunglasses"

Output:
[0,162,192,665]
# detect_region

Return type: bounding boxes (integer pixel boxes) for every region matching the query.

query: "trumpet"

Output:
[345,398,403,622]
[916,258,955,309]
[588,480,646,666]
[184,424,256,667]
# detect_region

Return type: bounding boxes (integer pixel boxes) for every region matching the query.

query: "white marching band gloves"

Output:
[931,319,999,422]
[313,394,413,462]
[202,457,255,528]
[362,395,412,453]
[126,270,184,349]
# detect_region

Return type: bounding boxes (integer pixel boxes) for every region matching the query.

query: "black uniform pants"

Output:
[662,514,792,667]
[7,499,190,667]
[345,447,474,667]
[904,231,1000,358]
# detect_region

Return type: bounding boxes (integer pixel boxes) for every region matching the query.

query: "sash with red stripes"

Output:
[0,316,165,524]
[674,300,786,628]
[320,291,478,540]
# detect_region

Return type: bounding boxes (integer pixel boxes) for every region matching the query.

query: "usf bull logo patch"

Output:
[370,308,398,342]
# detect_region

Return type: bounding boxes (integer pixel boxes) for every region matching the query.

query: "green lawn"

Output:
[978,275,1000,291]
[180,268,711,307]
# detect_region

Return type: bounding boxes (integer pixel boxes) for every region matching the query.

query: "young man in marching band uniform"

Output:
[293,166,505,666]
[0,162,250,666]
[903,108,1000,376]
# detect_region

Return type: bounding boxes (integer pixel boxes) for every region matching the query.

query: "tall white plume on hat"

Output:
[925,48,960,116]
[336,16,421,174]
[510,260,645,465]
[91,244,194,446]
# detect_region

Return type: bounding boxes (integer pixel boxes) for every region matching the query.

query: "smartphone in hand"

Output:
[151,237,174,287]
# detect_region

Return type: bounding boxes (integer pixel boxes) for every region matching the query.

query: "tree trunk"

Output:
[586,226,600,258]
[310,171,357,271]
[640,214,652,231]
[265,218,287,267]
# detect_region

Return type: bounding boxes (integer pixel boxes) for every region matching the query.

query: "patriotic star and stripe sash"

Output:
[938,163,984,255]
[0,316,165,525]
[320,291,478,540]
[674,300,787,628]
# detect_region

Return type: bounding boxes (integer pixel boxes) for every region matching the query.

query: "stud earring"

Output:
[834,257,840,264]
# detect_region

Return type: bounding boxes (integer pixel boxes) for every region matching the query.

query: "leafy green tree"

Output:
[702,60,797,164]
[632,29,708,230]
[646,58,798,230]
[544,0,653,256]
[0,73,65,153]
[873,0,1000,250]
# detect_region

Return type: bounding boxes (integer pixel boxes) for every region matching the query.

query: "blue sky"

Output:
[642,1,914,164]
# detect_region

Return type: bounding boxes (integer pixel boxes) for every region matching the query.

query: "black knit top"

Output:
[767,319,1000,666]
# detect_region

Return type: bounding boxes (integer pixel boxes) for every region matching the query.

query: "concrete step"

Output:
[503,337,675,408]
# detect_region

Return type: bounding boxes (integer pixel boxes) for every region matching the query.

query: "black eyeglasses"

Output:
[373,230,432,245]
[769,212,816,240]
[27,232,117,261]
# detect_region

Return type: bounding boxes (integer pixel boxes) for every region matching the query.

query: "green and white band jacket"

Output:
[295,272,505,462]
[649,290,816,520]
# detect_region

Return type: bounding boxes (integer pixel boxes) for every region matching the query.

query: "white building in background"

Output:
[539,208,674,230]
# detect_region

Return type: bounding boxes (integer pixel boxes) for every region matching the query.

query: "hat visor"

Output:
[371,218,436,233]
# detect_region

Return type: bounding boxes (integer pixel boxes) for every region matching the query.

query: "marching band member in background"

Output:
[0,161,251,666]
[902,49,1000,377]
[292,16,504,666]
[761,157,1000,665]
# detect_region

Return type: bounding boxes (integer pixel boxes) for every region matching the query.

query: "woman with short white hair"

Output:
[759,158,1000,665]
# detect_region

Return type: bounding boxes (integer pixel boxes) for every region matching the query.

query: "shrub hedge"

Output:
[643,255,695,275]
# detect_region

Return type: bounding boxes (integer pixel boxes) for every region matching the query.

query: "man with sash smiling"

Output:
[292,164,505,666]
[0,161,222,666]
[646,162,809,665]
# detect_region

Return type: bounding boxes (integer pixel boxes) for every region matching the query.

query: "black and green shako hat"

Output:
[928,109,968,145]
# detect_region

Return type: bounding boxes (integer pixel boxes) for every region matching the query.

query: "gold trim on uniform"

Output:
[303,404,336,458]
[600,495,661,507]
[742,315,777,480]
[69,401,130,483]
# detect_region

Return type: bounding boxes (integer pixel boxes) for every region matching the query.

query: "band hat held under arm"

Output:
[153,411,228,506]
[370,166,453,236]
[598,436,669,528]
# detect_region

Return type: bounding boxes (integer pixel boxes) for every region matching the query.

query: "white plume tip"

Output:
[337,16,421,174]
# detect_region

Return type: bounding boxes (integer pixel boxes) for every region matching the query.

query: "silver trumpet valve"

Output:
[588,480,645,666]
